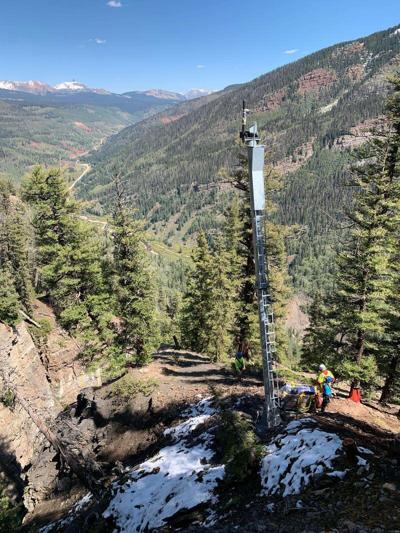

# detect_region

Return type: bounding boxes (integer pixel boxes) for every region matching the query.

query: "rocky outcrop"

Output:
[0,313,103,513]
[33,300,102,404]
[257,88,287,112]
[332,116,387,150]
[346,63,365,81]
[0,322,59,511]
[298,68,337,95]
[273,137,315,175]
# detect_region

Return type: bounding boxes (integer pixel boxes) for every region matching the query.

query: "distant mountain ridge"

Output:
[0,80,214,100]
[0,79,109,94]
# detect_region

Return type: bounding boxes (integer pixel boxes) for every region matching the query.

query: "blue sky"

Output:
[0,0,399,93]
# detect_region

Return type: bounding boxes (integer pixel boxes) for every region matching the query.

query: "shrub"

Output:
[216,410,264,484]
[111,375,159,399]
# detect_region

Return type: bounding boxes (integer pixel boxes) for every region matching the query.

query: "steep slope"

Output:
[78,24,400,292]
[0,88,181,182]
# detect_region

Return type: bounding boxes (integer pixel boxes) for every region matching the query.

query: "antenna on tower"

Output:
[239,100,281,430]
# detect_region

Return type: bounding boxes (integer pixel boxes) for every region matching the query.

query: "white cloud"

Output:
[107,0,122,7]
[284,48,299,55]
[196,64,205,69]
[95,38,106,44]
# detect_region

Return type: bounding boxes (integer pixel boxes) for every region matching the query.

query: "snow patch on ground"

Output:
[39,494,92,533]
[164,396,216,439]
[103,396,224,532]
[261,419,343,497]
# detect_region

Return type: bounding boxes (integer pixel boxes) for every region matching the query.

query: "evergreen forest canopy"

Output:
[78,24,400,295]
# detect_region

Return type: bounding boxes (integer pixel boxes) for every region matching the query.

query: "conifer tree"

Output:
[206,237,236,361]
[180,232,215,354]
[303,75,400,392]
[0,263,20,326]
[181,232,235,361]
[376,74,400,402]
[22,167,114,359]
[0,180,33,314]
[111,175,157,365]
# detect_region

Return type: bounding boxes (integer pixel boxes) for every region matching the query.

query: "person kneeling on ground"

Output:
[316,363,335,413]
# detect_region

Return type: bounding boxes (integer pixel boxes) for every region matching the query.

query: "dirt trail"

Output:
[108,349,400,439]
[68,163,91,191]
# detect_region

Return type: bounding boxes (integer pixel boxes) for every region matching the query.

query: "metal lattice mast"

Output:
[240,102,281,428]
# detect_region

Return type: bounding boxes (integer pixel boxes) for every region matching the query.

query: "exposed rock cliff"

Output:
[0,321,59,511]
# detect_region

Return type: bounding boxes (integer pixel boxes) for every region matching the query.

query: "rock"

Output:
[78,417,97,435]
[382,482,397,493]
[340,520,359,532]
[0,322,59,511]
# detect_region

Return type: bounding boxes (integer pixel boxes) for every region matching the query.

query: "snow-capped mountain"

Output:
[0,80,110,95]
[53,81,111,94]
[0,80,54,94]
[184,88,214,99]
[0,79,214,100]
[137,88,215,101]
[53,81,88,91]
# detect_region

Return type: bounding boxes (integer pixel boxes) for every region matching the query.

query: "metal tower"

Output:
[240,101,281,429]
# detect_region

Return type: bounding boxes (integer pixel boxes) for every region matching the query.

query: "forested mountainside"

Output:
[0,89,180,182]
[78,24,400,294]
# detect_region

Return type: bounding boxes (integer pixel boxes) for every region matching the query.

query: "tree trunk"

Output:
[379,355,399,404]
[351,328,365,391]
[173,335,181,350]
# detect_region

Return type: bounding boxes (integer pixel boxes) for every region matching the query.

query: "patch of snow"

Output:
[357,456,368,467]
[327,470,347,479]
[266,502,275,512]
[39,494,92,533]
[40,397,222,533]
[103,397,223,532]
[358,446,374,455]
[164,397,216,439]
[104,439,224,532]
[261,420,343,497]
[390,28,400,36]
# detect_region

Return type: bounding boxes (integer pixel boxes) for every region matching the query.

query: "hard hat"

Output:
[319,364,326,371]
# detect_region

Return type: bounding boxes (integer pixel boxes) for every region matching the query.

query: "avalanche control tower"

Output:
[240,101,281,429]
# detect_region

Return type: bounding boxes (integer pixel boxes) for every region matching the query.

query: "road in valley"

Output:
[68,163,91,191]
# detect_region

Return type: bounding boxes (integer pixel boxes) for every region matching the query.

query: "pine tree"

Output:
[111,175,157,365]
[0,180,33,314]
[180,232,215,353]
[376,74,400,402]
[0,263,20,326]
[206,237,236,361]
[181,232,235,361]
[303,75,400,392]
[22,167,114,359]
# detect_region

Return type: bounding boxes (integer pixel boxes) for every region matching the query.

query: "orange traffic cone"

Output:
[349,387,361,402]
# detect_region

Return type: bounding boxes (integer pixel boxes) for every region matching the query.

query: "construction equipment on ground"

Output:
[240,101,281,429]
